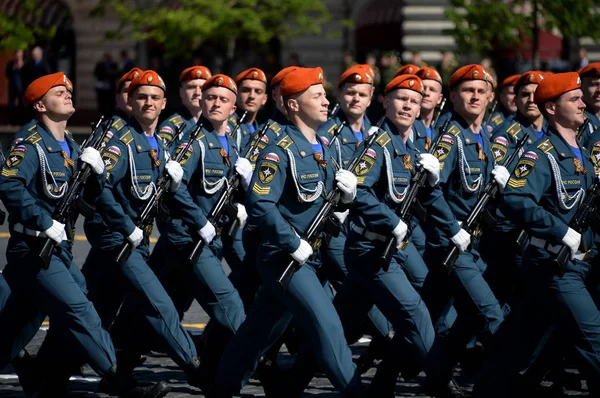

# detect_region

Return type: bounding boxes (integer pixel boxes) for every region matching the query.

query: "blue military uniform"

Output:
[486,106,515,135]
[227,112,258,155]
[474,130,600,397]
[0,122,117,376]
[215,126,362,396]
[580,109,600,144]
[82,119,197,372]
[420,112,506,387]
[157,106,197,149]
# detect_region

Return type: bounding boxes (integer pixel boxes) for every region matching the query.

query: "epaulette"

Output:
[537,139,553,153]
[277,135,294,150]
[65,129,72,136]
[447,124,461,136]
[25,131,42,144]
[229,115,239,127]
[327,123,338,136]
[119,130,134,145]
[111,118,125,132]
[506,122,522,138]
[169,115,184,127]
[27,124,37,132]
[270,122,282,136]
[491,114,503,126]
[375,131,391,147]
[195,131,206,141]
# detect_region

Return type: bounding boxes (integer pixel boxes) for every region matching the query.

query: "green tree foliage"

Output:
[91,0,331,58]
[0,0,56,51]
[446,0,600,57]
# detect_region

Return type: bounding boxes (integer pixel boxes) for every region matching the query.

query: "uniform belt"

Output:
[350,223,387,242]
[529,237,587,261]
[12,223,68,241]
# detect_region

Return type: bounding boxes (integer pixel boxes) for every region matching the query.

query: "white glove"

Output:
[561,228,581,260]
[392,220,408,249]
[44,220,66,244]
[235,158,253,190]
[165,160,183,192]
[199,221,216,245]
[492,165,510,192]
[236,203,248,229]
[291,239,313,265]
[80,147,104,175]
[333,209,349,224]
[451,228,471,253]
[335,169,357,204]
[418,153,440,187]
[127,227,144,248]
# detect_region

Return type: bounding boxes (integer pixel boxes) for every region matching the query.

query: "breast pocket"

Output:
[295,168,322,197]
[203,161,226,183]
[462,157,483,190]
[130,168,154,199]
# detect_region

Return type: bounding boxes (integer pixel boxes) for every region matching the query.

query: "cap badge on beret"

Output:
[228,77,236,90]
[409,80,415,87]
[408,67,415,74]
[217,77,224,85]
[318,72,324,81]
[529,74,535,82]
[196,70,202,78]
[63,75,72,91]
[133,71,139,79]
[366,74,373,83]
[355,74,361,81]
[577,76,582,85]
[425,71,431,78]
[473,70,479,78]
[147,76,153,83]
[252,71,258,79]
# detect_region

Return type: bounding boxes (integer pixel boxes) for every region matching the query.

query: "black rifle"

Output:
[228,111,248,145]
[328,103,340,120]
[115,120,203,266]
[276,121,385,293]
[577,118,591,142]
[326,121,348,170]
[552,180,600,277]
[36,115,111,269]
[432,97,447,129]
[484,100,498,127]
[165,122,187,150]
[187,122,272,264]
[442,133,528,272]
[380,121,448,270]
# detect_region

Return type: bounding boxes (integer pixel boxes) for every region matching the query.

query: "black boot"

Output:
[188,356,215,397]
[354,333,392,374]
[367,357,401,398]
[11,350,41,396]
[421,376,465,398]
[99,365,171,398]
[255,355,283,397]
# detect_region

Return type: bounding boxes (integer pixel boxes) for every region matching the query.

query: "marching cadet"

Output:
[332,74,463,397]
[474,72,600,397]
[578,63,600,143]
[157,65,212,148]
[109,67,143,139]
[393,63,421,79]
[486,74,520,134]
[419,64,509,397]
[228,67,269,153]
[214,67,363,397]
[162,73,251,386]
[478,71,547,306]
[415,66,445,138]
[0,72,169,397]
[81,70,207,391]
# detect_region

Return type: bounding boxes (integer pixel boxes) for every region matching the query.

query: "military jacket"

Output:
[157,106,197,152]
[580,109,600,145]
[245,110,287,169]
[317,111,371,170]
[227,112,258,155]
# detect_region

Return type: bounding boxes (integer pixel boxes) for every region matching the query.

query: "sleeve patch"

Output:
[252,182,271,196]
[591,142,600,166]
[319,135,330,146]
[6,151,25,167]
[174,143,193,165]
[522,151,539,161]
[263,152,280,163]
[106,146,121,156]
[440,135,454,145]
[434,142,453,161]
[507,177,526,188]
[1,168,17,177]
[159,126,174,134]
[258,162,278,184]
[514,158,535,178]
[491,137,508,163]
[365,148,377,159]
[102,153,120,171]
[354,156,375,176]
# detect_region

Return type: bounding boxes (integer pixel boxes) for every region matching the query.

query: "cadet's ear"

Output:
[32,100,46,113]
[228,104,237,116]
[544,101,556,117]
[287,98,300,113]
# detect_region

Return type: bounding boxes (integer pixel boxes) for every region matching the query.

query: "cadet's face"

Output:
[337,83,372,119]
[384,88,422,129]
[582,77,600,110]
[500,85,517,113]
[420,80,443,112]
[128,86,166,125]
[115,81,132,114]
[40,86,75,118]
[553,89,585,129]
[180,79,206,110]
[237,80,267,113]
[516,84,541,120]
[295,84,329,125]
[450,80,489,119]
[202,86,237,124]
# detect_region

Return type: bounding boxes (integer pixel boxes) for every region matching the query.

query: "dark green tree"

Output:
[0,0,56,51]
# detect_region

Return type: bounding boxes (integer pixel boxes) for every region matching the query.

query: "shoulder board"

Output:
[375,131,391,147]
[27,124,37,132]
[65,129,72,136]
[537,139,553,153]
[506,122,521,137]
[491,114,503,126]
[327,123,338,135]
[169,115,184,126]
[25,131,42,144]
[112,118,125,132]
[229,115,239,127]
[447,124,461,136]
[277,135,294,149]
[119,130,134,145]
[195,132,206,141]
[270,122,281,135]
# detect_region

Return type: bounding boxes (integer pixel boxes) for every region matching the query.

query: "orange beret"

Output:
[449,64,494,89]
[280,67,324,97]
[271,66,299,88]
[338,65,374,87]
[117,68,142,93]
[384,74,424,96]
[201,74,237,95]
[498,74,521,90]
[415,66,442,85]
[179,66,212,82]
[355,64,375,78]
[514,71,545,92]
[23,72,73,106]
[393,64,421,78]
[534,72,581,104]
[579,62,600,78]
[127,70,166,96]
[234,68,267,86]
